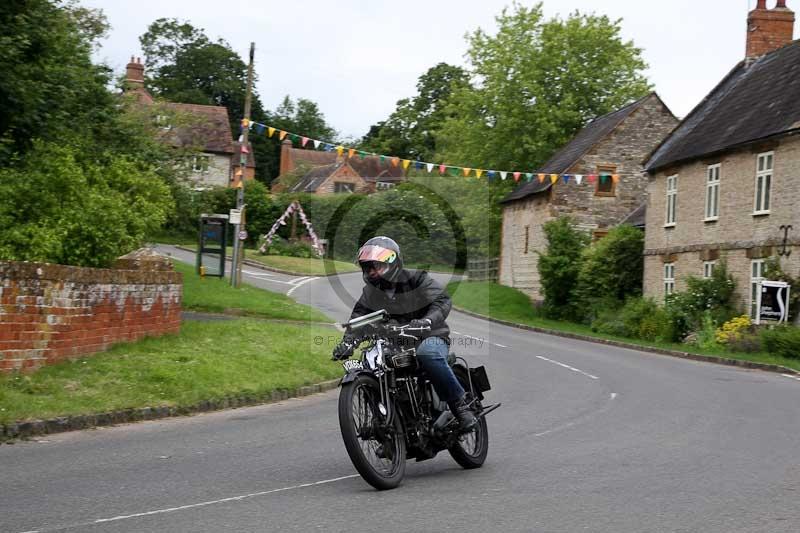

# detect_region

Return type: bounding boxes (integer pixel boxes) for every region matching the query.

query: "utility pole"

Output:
[231,42,255,287]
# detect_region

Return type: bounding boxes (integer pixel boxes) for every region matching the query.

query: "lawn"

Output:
[447,281,800,372]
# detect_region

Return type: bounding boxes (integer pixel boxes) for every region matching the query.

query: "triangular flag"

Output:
[241,144,249,154]
[488,171,496,179]
[562,174,570,184]
[301,137,309,147]
[463,168,471,177]
[391,157,400,167]
[439,164,446,174]
[513,172,521,182]
[380,155,386,164]
[402,159,411,170]
[313,139,321,149]
[358,151,366,159]
[234,168,243,177]
[241,118,250,128]
[575,174,583,185]
[348,148,355,158]
[427,163,434,173]
[612,174,620,184]
[587,174,597,183]
[550,174,559,184]
[500,171,507,180]
[336,146,344,156]
[238,134,244,143]
[449,167,461,177]
[279,130,287,141]
[538,173,545,183]
[600,174,608,184]
[268,127,276,137]
[255,123,265,134]
[415,161,423,169]
[476,169,484,178]
[290,134,300,143]
[525,173,533,181]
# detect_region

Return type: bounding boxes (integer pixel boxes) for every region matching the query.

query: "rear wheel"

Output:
[338,374,406,490]
[448,366,489,469]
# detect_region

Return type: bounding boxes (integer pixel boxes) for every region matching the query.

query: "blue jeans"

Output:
[415,337,464,403]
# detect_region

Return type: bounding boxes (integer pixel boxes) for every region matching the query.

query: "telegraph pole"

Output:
[231,42,255,287]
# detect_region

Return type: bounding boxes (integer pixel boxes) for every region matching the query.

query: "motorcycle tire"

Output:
[338,374,406,490]
[448,365,489,469]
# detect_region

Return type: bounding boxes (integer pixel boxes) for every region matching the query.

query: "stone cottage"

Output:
[643,0,799,319]
[498,92,678,300]
[271,140,405,194]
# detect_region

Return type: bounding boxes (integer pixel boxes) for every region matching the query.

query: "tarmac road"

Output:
[2,245,799,532]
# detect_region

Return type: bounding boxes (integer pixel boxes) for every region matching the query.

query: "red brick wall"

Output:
[0,260,182,373]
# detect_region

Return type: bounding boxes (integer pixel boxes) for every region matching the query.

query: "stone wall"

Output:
[0,250,182,372]
[644,134,800,315]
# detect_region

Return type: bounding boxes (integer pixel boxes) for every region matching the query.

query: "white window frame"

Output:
[750,259,766,319]
[753,152,773,215]
[703,260,716,279]
[664,263,675,297]
[334,182,355,194]
[665,174,677,227]
[376,181,395,190]
[191,154,210,174]
[705,164,720,221]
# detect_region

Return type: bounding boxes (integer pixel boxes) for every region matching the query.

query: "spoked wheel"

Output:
[448,366,489,469]
[338,374,406,490]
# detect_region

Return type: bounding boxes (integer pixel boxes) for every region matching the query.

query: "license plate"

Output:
[342,360,363,372]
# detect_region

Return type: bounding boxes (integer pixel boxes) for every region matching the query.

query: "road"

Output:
[2,245,799,532]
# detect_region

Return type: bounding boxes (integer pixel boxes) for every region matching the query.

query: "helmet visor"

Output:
[357,245,397,265]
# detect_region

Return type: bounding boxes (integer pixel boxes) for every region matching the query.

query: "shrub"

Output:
[715,315,752,345]
[693,311,720,350]
[537,217,589,320]
[664,262,738,341]
[260,236,317,258]
[760,326,800,359]
[590,297,672,342]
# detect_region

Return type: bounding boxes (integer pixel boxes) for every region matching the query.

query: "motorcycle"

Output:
[335,309,501,490]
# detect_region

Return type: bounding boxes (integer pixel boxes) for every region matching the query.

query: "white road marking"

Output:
[536,355,599,380]
[286,276,319,296]
[240,270,294,285]
[493,343,509,348]
[241,269,276,277]
[93,475,360,525]
[781,373,800,382]
[289,276,311,285]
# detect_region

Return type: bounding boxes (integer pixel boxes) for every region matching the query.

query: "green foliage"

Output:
[590,297,673,342]
[575,225,643,315]
[261,236,317,258]
[437,3,651,170]
[360,63,469,161]
[760,326,800,359]
[0,142,173,267]
[537,218,589,319]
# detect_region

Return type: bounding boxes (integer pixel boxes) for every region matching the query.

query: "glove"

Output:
[408,318,432,329]
[332,335,357,360]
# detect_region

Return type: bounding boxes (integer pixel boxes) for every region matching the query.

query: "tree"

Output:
[360,63,468,161]
[537,217,589,319]
[437,2,651,170]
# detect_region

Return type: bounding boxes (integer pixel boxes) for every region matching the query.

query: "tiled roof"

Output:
[619,203,647,228]
[162,102,235,154]
[501,93,657,204]
[289,148,405,179]
[646,40,800,171]
[289,164,340,193]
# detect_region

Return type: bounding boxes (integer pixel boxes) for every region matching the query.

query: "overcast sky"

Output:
[82,0,771,140]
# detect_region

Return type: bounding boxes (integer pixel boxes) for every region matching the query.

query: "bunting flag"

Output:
[402,159,411,170]
[359,151,367,159]
[268,127,276,137]
[575,174,583,185]
[513,172,521,182]
[313,139,321,149]
[255,124,265,135]
[476,169,484,178]
[600,174,608,184]
[279,130,288,141]
[612,174,620,184]
[380,155,386,164]
[348,148,355,158]
[463,167,471,177]
[241,144,249,154]
[587,174,597,183]
[550,174,559,184]
[391,157,400,167]
[488,171,496,179]
[415,161,423,170]
[336,146,344,156]
[525,173,533,181]
[301,137,309,147]
[290,134,300,143]
[538,173,545,183]
[427,163,434,173]
[241,118,250,128]
[500,171,507,180]
[439,164,446,174]
[562,174,570,184]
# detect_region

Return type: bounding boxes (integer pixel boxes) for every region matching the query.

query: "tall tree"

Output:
[437,2,651,170]
[360,63,468,161]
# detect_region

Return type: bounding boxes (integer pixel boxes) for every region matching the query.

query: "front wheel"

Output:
[338,374,406,490]
[448,365,489,469]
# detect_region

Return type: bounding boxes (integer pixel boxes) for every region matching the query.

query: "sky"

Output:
[82,0,769,141]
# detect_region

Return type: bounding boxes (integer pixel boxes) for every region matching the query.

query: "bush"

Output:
[590,297,673,342]
[261,236,318,258]
[715,315,752,345]
[575,225,644,317]
[760,326,800,359]
[537,217,589,320]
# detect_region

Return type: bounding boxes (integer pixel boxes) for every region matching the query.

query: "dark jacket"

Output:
[349,269,451,340]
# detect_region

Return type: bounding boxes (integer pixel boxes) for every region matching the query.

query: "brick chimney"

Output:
[125,56,145,90]
[746,0,795,58]
[279,139,294,176]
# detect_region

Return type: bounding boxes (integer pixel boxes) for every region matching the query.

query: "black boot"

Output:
[448,394,477,432]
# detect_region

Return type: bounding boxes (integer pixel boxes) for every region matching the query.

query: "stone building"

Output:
[122,57,254,189]
[498,92,678,300]
[271,140,405,194]
[643,0,799,319]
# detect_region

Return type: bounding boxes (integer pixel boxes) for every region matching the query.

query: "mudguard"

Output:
[339,368,377,386]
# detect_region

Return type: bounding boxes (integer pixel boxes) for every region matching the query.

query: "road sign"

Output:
[238,230,248,241]
[229,209,242,225]
[756,280,791,324]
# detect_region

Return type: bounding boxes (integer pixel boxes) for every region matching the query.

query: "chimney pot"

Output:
[746,0,795,58]
[756,0,767,8]
[776,0,787,8]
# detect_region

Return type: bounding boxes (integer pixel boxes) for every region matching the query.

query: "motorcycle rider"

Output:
[332,236,477,431]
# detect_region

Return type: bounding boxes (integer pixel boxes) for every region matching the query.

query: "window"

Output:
[155,114,172,130]
[191,155,210,173]
[523,226,529,254]
[664,263,675,297]
[593,230,609,242]
[705,164,720,220]
[703,261,716,279]
[665,175,678,226]
[595,165,617,196]
[754,152,773,214]
[750,259,766,318]
[376,181,395,190]
[334,182,355,194]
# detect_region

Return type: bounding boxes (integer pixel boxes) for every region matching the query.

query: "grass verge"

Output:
[0,319,344,424]
[179,244,360,276]
[447,281,800,372]
[176,261,330,322]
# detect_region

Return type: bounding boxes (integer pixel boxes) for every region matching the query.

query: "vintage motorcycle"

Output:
[335,309,500,490]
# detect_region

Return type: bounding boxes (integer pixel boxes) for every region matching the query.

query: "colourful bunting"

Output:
[301,137,309,147]
[439,164,446,174]
[612,174,620,184]
[380,155,386,164]
[415,161,423,170]
[402,159,411,170]
[550,174,558,184]
[538,174,545,183]
[525,173,533,181]
[463,167,471,177]
[336,146,344,156]
[313,139,320,149]
[359,151,367,159]
[500,171,507,180]
[391,157,400,167]
[587,174,597,183]
[513,172,521,182]
[427,163,434,173]
[476,169,484,178]
[575,174,583,185]
[279,130,288,141]
[268,127,276,137]
[488,171,496,179]
[348,148,355,158]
